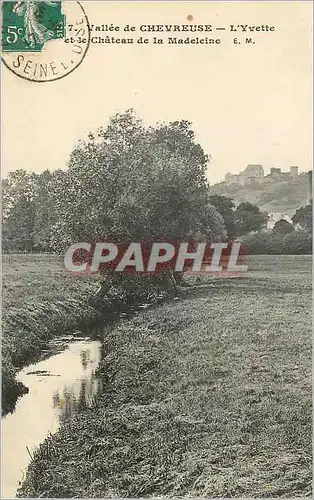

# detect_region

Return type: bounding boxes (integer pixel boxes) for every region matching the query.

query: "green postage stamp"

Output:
[1,1,90,82]
[2,1,66,52]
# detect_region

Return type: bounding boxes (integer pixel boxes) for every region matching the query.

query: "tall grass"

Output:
[17,256,312,498]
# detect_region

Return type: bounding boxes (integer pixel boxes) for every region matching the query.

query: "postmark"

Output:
[1,1,90,82]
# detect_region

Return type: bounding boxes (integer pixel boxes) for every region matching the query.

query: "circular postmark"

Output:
[1,1,90,83]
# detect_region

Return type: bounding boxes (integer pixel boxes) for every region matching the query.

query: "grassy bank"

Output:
[18,256,312,497]
[2,254,103,414]
[2,254,172,414]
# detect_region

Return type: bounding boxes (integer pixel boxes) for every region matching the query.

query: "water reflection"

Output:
[1,339,101,498]
[52,373,101,417]
[80,348,90,370]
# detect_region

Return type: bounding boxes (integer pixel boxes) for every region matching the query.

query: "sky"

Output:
[2,1,313,184]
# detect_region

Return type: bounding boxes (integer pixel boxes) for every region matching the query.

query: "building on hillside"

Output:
[241,164,264,184]
[225,164,264,186]
[270,167,281,176]
[224,164,300,186]
[290,166,299,178]
[224,173,240,185]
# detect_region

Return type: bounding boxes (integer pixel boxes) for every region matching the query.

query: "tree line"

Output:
[2,110,312,256]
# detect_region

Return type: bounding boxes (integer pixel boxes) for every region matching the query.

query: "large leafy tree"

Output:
[53,110,224,248]
[33,170,67,252]
[51,110,226,294]
[207,194,235,238]
[2,110,226,295]
[234,202,268,236]
[292,202,312,233]
[272,219,294,235]
[2,169,66,253]
[2,170,36,252]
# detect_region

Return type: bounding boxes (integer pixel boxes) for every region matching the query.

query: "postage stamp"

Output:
[1,1,90,82]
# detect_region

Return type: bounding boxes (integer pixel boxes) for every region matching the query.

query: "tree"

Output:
[2,169,67,253]
[202,203,226,242]
[53,110,220,246]
[272,219,294,235]
[282,230,312,254]
[2,170,36,252]
[234,202,268,236]
[32,170,67,252]
[207,194,235,238]
[292,202,312,233]
[52,110,224,293]
[241,230,312,255]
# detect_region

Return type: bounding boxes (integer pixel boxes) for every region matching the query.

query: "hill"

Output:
[210,173,310,216]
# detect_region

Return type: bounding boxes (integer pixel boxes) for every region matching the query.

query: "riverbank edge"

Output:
[2,289,142,415]
[2,279,173,416]
[2,297,102,414]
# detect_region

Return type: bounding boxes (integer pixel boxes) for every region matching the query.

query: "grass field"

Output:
[2,254,98,309]
[14,255,312,498]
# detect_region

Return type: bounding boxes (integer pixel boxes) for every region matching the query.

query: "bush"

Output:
[242,230,312,255]
[273,219,294,234]
[282,231,312,255]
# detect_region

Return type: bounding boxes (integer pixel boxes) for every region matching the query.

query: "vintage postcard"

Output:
[1,1,312,498]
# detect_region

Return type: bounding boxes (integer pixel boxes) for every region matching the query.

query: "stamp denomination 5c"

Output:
[1,1,90,82]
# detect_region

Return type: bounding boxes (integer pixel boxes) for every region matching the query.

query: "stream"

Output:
[1,337,102,498]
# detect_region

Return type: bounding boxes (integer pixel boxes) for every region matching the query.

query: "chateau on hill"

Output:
[224,165,299,186]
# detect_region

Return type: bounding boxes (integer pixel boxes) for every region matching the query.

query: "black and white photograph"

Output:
[1,1,312,498]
